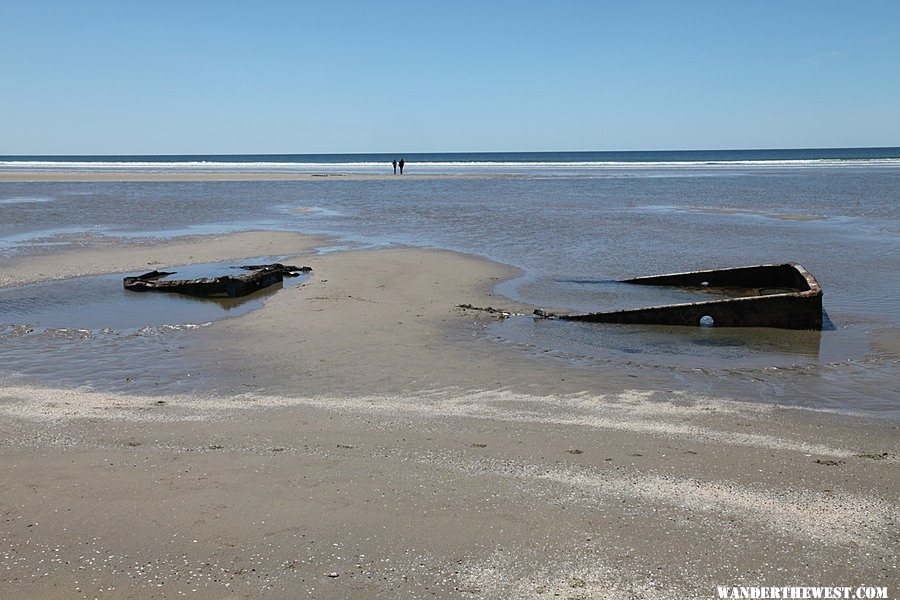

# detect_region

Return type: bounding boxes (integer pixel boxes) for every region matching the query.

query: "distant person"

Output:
[392,159,397,174]
[399,158,405,175]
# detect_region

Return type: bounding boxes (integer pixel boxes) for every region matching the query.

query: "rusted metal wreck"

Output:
[123,263,311,298]
[536,263,823,330]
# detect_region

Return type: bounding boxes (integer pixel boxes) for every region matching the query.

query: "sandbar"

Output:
[0,233,896,599]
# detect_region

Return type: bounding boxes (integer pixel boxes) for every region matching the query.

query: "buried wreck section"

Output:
[550,263,823,330]
[0,259,313,395]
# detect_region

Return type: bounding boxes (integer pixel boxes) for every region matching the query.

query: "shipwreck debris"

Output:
[535,263,823,330]
[457,304,512,318]
[232,264,312,273]
[124,263,311,298]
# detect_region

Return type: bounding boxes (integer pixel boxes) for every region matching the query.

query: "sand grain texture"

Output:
[0,235,897,599]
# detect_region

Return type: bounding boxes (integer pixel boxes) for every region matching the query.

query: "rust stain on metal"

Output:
[537,263,823,330]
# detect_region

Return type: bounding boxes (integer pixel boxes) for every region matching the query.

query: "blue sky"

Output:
[1,0,898,154]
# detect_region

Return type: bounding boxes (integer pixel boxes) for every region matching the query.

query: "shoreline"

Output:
[3,230,896,419]
[0,231,897,598]
[3,159,898,183]
[1,230,897,419]
[0,172,505,182]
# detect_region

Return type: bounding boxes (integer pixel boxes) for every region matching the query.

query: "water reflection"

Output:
[0,258,307,331]
[491,316,823,370]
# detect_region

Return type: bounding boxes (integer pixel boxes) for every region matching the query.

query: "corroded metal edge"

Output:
[547,263,823,330]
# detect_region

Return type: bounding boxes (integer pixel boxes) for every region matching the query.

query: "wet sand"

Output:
[0,230,326,287]
[0,171,490,183]
[0,233,897,599]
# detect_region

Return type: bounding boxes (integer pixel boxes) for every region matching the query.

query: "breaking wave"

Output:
[2,157,899,175]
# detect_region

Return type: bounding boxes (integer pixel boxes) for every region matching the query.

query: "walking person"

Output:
[392,159,397,175]
[399,158,405,175]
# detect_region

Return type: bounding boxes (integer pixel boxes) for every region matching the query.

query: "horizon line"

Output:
[2,145,899,158]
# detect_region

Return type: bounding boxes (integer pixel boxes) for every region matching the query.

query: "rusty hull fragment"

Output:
[123,263,311,298]
[544,263,823,330]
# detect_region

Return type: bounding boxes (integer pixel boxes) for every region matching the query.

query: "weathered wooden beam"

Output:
[123,263,311,298]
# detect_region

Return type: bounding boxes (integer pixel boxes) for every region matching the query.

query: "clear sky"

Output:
[1,0,898,154]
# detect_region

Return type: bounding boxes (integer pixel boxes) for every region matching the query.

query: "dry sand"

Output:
[0,232,897,599]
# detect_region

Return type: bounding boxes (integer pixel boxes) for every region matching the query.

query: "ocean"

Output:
[1,148,898,414]
[2,147,900,174]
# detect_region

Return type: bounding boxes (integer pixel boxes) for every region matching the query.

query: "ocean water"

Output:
[2,147,899,175]
[1,149,898,413]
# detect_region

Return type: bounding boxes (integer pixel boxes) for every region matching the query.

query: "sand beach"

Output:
[4,0,900,595]
[0,227,897,599]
